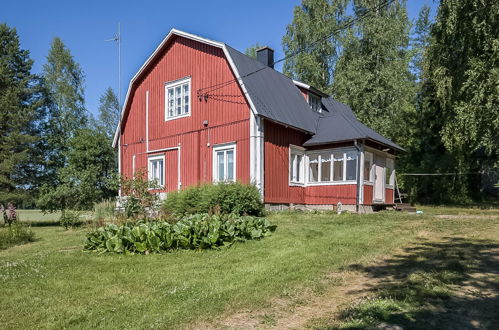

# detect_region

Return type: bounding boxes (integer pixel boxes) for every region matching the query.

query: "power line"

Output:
[197,0,395,98]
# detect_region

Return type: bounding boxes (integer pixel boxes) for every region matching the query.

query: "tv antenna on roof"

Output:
[105,23,121,107]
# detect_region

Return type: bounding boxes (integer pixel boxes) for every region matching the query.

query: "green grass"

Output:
[1,208,498,329]
[17,209,61,224]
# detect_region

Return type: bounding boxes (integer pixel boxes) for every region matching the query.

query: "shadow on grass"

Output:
[330,237,499,329]
[24,221,61,227]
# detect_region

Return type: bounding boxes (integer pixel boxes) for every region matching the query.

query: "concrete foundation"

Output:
[265,203,374,214]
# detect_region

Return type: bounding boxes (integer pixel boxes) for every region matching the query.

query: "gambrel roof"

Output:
[114,29,403,152]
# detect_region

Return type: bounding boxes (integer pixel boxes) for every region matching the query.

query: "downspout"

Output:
[354,139,361,213]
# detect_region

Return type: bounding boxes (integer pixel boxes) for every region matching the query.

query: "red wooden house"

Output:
[113,29,403,212]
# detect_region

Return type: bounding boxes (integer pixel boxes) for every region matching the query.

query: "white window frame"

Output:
[213,142,236,183]
[305,148,358,186]
[308,93,322,113]
[386,157,395,187]
[289,145,305,185]
[148,154,165,188]
[164,77,191,121]
[363,151,374,183]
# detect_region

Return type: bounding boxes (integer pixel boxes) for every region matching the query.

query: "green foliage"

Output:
[42,37,87,186]
[162,182,264,218]
[84,213,276,254]
[37,128,118,212]
[282,0,348,92]
[410,0,499,203]
[244,43,261,59]
[120,169,159,219]
[0,222,35,249]
[97,87,120,139]
[59,210,81,229]
[332,0,416,146]
[0,24,41,204]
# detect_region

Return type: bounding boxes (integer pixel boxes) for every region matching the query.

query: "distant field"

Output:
[17,210,60,223]
[16,210,93,225]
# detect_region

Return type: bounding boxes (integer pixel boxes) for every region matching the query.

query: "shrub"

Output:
[0,222,35,249]
[60,211,82,229]
[84,213,276,254]
[120,169,159,219]
[162,182,264,218]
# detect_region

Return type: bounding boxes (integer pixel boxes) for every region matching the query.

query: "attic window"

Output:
[308,93,321,113]
[165,77,191,120]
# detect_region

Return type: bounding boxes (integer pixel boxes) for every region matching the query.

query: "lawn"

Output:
[1,207,498,329]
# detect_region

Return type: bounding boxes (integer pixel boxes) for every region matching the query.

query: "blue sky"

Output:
[2,0,437,116]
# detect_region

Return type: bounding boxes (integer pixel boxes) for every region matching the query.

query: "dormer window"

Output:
[308,93,321,113]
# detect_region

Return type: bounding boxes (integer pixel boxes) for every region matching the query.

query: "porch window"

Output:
[333,153,344,181]
[320,153,331,182]
[165,77,190,120]
[148,155,165,188]
[364,152,373,182]
[386,158,394,186]
[289,147,305,184]
[213,143,236,182]
[345,152,358,181]
[309,154,319,182]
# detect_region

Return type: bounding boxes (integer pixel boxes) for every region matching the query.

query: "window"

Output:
[321,153,331,182]
[213,143,236,182]
[309,154,319,182]
[289,147,305,184]
[148,155,165,187]
[333,153,344,181]
[345,152,357,181]
[364,152,373,182]
[165,77,190,120]
[308,93,321,112]
[386,158,394,186]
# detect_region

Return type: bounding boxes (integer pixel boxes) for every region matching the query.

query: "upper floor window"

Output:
[308,93,321,113]
[148,155,165,188]
[213,143,236,182]
[165,77,190,120]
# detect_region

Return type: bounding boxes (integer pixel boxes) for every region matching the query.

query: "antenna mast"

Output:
[105,23,122,107]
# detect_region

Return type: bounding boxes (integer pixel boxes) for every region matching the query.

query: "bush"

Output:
[120,169,159,219]
[0,222,35,249]
[162,183,264,218]
[60,211,82,229]
[84,213,276,254]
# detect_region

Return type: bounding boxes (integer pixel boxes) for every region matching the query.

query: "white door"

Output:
[373,155,385,203]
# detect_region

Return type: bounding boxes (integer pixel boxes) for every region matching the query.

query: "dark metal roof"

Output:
[225,44,403,151]
[225,45,319,133]
[303,98,404,151]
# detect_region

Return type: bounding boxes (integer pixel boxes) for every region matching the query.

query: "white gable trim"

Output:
[113,29,244,148]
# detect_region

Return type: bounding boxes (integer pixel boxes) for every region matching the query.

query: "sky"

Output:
[2,0,437,117]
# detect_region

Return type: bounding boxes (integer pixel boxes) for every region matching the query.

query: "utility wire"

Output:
[197,0,395,97]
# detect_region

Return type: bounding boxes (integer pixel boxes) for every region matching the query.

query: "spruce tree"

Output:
[0,24,40,204]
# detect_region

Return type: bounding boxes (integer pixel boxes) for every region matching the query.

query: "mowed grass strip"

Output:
[0,208,497,329]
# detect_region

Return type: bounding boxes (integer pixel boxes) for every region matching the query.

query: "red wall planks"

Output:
[385,188,394,204]
[363,185,373,205]
[120,36,250,192]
